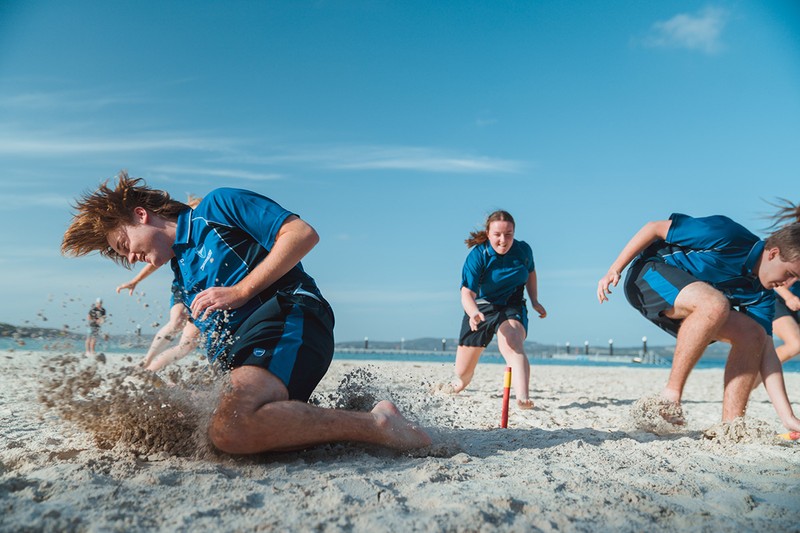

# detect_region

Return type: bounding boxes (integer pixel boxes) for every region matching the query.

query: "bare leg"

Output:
[209,366,431,454]
[451,346,484,393]
[661,282,731,406]
[146,322,200,372]
[752,316,800,389]
[496,319,532,408]
[715,312,767,421]
[142,304,188,367]
[774,316,800,364]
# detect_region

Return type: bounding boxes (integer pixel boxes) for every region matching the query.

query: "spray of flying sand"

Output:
[38,354,222,458]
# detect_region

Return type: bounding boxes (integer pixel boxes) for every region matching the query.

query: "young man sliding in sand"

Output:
[597,213,800,432]
[62,172,431,454]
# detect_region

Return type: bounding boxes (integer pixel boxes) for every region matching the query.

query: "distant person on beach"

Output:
[597,213,800,431]
[769,200,800,368]
[443,210,546,409]
[116,195,202,372]
[62,171,431,454]
[85,298,106,356]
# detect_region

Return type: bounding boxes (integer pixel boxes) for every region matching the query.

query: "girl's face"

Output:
[488,220,515,255]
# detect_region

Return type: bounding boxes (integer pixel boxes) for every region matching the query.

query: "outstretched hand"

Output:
[597,271,621,303]
[116,280,138,296]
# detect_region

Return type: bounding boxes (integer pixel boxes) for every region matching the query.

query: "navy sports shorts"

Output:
[221,291,335,402]
[623,259,701,338]
[458,300,528,347]
[775,292,800,323]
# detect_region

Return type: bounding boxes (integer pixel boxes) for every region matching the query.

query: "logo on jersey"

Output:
[200,249,214,271]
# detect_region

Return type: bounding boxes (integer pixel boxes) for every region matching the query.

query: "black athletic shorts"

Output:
[458,300,528,347]
[219,291,335,402]
[624,259,701,338]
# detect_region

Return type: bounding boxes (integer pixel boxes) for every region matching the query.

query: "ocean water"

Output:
[3,336,799,373]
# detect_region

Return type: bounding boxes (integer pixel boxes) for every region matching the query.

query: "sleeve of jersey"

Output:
[523,241,535,272]
[461,247,484,293]
[746,292,776,336]
[205,188,294,251]
[665,213,750,251]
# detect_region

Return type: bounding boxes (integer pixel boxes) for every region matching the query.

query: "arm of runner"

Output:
[597,219,672,304]
[775,284,800,312]
[116,264,159,295]
[191,216,318,320]
[460,286,485,331]
[526,270,546,318]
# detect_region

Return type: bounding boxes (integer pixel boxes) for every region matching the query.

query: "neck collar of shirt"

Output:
[744,240,765,278]
[173,207,192,251]
[485,239,516,257]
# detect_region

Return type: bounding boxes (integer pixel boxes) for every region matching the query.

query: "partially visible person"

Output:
[773,283,800,364]
[62,172,431,454]
[597,212,800,431]
[446,210,546,409]
[117,268,201,371]
[116,195,203,371]
[770,199,800,366]
[86,298,106,356]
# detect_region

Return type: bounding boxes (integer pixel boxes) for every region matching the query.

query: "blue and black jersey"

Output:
[638,213,774,333]
[461,240,535,306]
[170,188,323,362]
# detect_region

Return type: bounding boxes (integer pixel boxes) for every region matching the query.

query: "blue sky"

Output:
[0,1,798,347]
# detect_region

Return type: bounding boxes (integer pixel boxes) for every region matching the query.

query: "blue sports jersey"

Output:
[461,240,535,306]
[640,213,774,333]
[170,188,323,362]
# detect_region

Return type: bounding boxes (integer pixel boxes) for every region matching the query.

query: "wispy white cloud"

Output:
[642,7,729,55]
[151,165,283,181]
[225,144,523,174]
[0,193,72,209]
[0,132,239,156]
[0,90,144,110]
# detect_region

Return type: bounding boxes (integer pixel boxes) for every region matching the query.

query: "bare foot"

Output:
[372,400,432,450]
[449,378,466,394]
[431,382,457,394]
[517,399,534,410]
[657,398,685,426]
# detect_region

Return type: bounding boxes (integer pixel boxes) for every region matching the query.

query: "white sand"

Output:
[1,349,799,532]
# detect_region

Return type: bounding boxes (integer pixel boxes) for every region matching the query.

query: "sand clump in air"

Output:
[312,366,382,411]
[38,354,223,459]
[629,395,687,434]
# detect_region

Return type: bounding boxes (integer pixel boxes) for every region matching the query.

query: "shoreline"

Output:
[2,350,799,531]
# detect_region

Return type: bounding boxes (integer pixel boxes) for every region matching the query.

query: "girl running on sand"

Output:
[445,210,546,409]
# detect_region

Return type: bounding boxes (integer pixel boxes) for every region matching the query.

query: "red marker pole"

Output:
[501,366,512,428]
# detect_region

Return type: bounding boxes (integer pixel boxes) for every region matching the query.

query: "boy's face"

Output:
[106,208,175,268]
[758,247,800,289]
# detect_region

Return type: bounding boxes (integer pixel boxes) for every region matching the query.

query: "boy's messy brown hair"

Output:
[61,171,188,267]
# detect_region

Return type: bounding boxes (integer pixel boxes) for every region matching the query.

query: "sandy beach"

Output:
[1,349,799,532]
